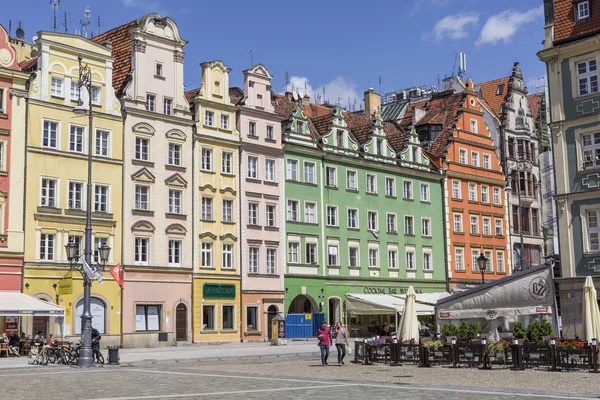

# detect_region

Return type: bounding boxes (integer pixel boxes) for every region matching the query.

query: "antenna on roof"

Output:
[248,48,254,67]
[457,52,467,79]
[97,16,101,36]
[16,21,25,40]
[80,6,91,38]
[8,20,11,36]
[378,76,382,94]
[304,80,307,96]
[285,71,290,92]
[51,0,60,32]
[322,86,326,104]
[63,12,68,33]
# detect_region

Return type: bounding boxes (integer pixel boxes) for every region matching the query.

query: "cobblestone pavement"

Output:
[1,353,599,399]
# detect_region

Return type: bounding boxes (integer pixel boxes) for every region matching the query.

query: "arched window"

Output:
[75,297,106,334]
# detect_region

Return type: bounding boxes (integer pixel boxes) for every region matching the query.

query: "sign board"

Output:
[65,307,71,316]
[5,317,18,332]
[203,283,236,299]
[305,314,312,320]
[58,272,73,295]
[271,320,278,340]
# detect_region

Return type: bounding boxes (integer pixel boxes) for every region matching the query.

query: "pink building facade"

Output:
[237,65,285,341]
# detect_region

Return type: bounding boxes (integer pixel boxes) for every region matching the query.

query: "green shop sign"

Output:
[203,283,236,299]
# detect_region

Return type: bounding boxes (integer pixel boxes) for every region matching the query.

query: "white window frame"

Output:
[304,162,316,184]
[481,185,490,204]
[91,86,101,106]
[266,204,276,227]
[326,167,337,187]
[95,129,110,157]
[455,248,464,271]
[405,249,415,270]
[493,187,501,205]
[471,151,480,167]
[388,249,398,270]
[453,214,463,233]
[366,174,377,194]
[403,180,413,200]
[386,213,397,233]
[288,241,299,264]
[452,180,461,199]
[222,151,233,174]
[577,58,598,97]
[495,218,503,236]
[304,201,316,224]
[51,76,64,98]
[204,110,214,126]
[146,94,156,112]
[346,170,357,190]
[470,119,477,134]
[168,240,181,267]
[220,114,229,130]
[423,250,432,271]
[201,242,213,268]
[585,208,600,252]
[578,1,590,21]
[168,189,182,214]
[266,248,277,274]
[422,218,431,237]
[248,246,259,274]
[483,154,491,169]
[404,215,414,235]
[248,202,259,226]
[201,197,213,220]
[329,244,340,266]
[468,182,478,202]
[385,177,395,197]
[348,208,358,229]
[247,156,259,179]
[41,177,57,207]
[265,159,275,182]
[222,199,233,223]
[248,120,257,137]
[287,200,299,222]
[368,211,378,231]
[470,215,479,235]
[42,120,59,149]
[39,233,55,260]
[168,142,181,166]
[163,98,173,116]
[420,183,430,202]
[68,181,84,210]
[135,137,149,161]
[223,243,234,269]
[483,217,491,236]
[368,248,379,269]
[286,159,298,181]
[94,184,109,213]
[306,243,317,264]
[135,185,149,210]
[496,251,505,273]
[459,148,467,164]
[348,246,359,268]
[134,237,149,266]
[266,125,274,140]
[201,148,213,171]
[69,124,85,153]
[326,205,338,227]
[581,132,600,170]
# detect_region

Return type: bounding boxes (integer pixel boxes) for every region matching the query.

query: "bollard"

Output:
[592,338,599,374]
[511,339,522,371]
[107,346,120,365]
[390,338,401,366]
[418,346,430,368]
[479,338,491,370]
[451,339,458,368]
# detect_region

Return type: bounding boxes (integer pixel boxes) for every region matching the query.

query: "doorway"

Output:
[267,305,278,340]
[175,303,187,341]
[33,299,49,338]
[328,298,340,326]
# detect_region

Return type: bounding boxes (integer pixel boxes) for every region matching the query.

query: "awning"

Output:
[0,292,65,317]
[346,292,451,316]
[436,265,555,320]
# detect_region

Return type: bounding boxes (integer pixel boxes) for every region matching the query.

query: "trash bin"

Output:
[107,346,120,365]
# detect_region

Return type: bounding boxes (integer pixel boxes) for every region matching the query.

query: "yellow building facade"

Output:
[22,32,123,346]
[187,61,240,342]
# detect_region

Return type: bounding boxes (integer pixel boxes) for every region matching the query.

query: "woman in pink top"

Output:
[317,321,332,366]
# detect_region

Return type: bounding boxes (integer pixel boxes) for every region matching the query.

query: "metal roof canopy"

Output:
[346,292,450,316]
[0,291,65,317]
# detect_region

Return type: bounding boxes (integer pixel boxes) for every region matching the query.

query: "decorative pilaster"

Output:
[173,50,184,63]
[133,39,147,53]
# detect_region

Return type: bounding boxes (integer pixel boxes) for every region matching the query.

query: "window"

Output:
[578,1,590,20]
[135,305,160,331]
[484,250,493,272]
[247,306,258,330]
[471,251,480,272]
[167,143,181,166]
[248,247,259,274]
[346,170,357,190]
[329,245,339,266]
[214,81,222,95]
[70,81,80,101]
[306,243,317,264]
[326,167,336,187]
[146,94,155,112]
[387,214,397,233]
[163,98,172,115]
[422,218,431,237]
[496,84,504,96]
[256,94,263,107]
[577,59,598,97]
[366,174,377,193]
[420,183,430,202]
[69,125,84,153]
[582,133,600,169]
[39,233,55,260]
[168,190,181,214]
[286,159,298,180]
[223,244,233,270]
[398,216,412,237]
[135,185,149,210]
[248,121,257,137]
[247,156,259,179]
[304,162,316,184]
[459,149,467,164]
[266,125,274,140]
[368,248,378,268]
[248,202,259,225]
[288,242,299,263]
[68,182,83,210]
[201,197,213,220]
[222,152,233,174]
[266,204,276,227]
[265,159,275,182]
[423,252,432,271]
[168,240,181,267]
[483,154,491,169]
[326,206,338,226]
[493,187,501,205]
[287,200,299,221]
[222,200,233,223]
[220,114,229,130]
[496,251,505,273]
[587,209,600,251]
[403,181,413,199]
[348,209,358,229]
[155,63,163,77]
[201,242,213,268]
[222,306,234,330]
[201,148,213,171]
[368,211,378,231]
[93,237,108,264]
[471,151,479,167]
[405,250,415,270]
[134,237,149,265]
[296,120,304,134]
[94,185,109,212]
[385,178,395,197]
[470,216,479,235]
[266,248,277,274]
[454,214,463,233]
[468,183,477,202]
[51,77,64,97]
[376,139,383,156]
[481,185,489,203]
[495,219,503,236]
[91,86,101,106]
[455,248,464,271]
[483,218,491,236]
[204,110,214,126]
[452,180,461,199]
[40,178,57,207]
[388,250,398,269]
[203,305,214,330]
[43,120,58,149]
[336,130,344,147]
[304,202,316,223]
[349,247,359,267]
[470,119,477,133]
[95,130,110,157]
[135,137,149,161]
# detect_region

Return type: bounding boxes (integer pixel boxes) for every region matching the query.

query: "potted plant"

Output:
[485,340,509,362]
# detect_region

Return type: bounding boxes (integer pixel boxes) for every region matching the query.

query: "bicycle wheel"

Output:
[95,351,104,364]
[47,349,57,364]
[39,351,48,366]
[27,347,38,365]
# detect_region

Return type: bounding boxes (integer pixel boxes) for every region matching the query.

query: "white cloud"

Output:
[432,12,479,42]
[476,6,543,46]
[284,76,361,108]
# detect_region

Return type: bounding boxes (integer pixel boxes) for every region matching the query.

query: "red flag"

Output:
[109,263,123,288]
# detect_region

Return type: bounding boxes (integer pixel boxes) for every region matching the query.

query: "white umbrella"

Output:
[582,276,600,343]
[397,286,419,343]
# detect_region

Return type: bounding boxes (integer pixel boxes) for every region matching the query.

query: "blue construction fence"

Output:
[285,313,325,338]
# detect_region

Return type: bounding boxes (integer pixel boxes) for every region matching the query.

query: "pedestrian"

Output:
[317,321,332,366]
[334,321,349,365]
[8,332,20,356]
[34,331,44,344]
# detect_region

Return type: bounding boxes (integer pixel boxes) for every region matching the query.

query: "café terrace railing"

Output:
[353,338,600,373]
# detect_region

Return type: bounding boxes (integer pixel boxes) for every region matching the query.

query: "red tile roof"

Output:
[554,0,600,43]
[184,88,200,104]
[528,92,544,122]
[476,77,510,119]
[19,56,38,72]
[92,20,138,95]
[229,87,244,105]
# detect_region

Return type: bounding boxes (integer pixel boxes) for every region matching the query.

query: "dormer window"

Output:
[376,139,383,156]
[297,121,304,134]
[214,81,221,96]
[496,84,504,95]
[417,124,442,143]
[256,94,263,108]
[336,130,344,147]
[577,1,590,21]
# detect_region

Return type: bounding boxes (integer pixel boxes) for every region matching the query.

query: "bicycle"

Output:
[68,341,104,364]
[27,343,48,365]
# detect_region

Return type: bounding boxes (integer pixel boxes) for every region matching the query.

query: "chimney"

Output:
[103,41,113,51]
[364,88,381,117]
[302,94,310,105]
[285,91,293,101]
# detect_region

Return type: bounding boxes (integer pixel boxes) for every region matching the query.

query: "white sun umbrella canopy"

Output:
[397,286,420,343]
[582,276,600,343]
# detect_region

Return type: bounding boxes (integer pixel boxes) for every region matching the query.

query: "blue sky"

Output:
[4,0,547,107]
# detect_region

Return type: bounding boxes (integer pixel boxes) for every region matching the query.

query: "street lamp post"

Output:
[477,253,488,285]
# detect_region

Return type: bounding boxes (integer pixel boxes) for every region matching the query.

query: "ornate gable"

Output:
[283,106,317,148]
[165,223,187,235]
[132,122,155,136]
[131,168,156,183]
[399,126,431,171]
[362,116,396,164]
[321,106,359,157]
[131,220,155,233]
[247,64,273,80]
[165,173,187,188]
[165,129,186,141]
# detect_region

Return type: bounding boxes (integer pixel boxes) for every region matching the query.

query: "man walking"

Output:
[317,321,332,366]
